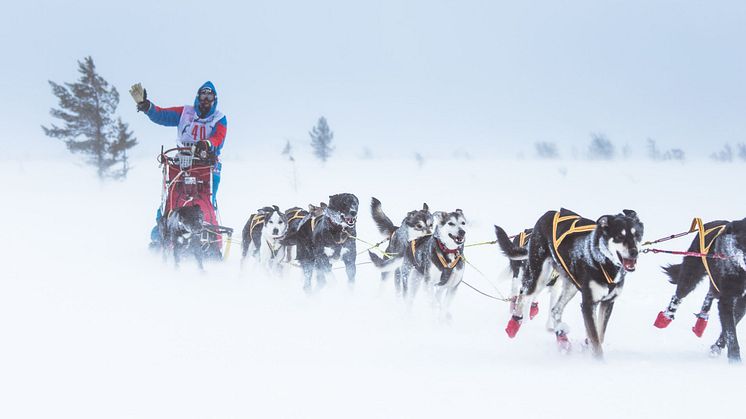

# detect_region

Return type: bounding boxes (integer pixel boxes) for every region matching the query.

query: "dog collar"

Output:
[436,237,461,255]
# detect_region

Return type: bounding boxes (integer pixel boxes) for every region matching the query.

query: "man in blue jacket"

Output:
[130,81,228,247]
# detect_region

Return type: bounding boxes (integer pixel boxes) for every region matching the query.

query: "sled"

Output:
[158,146,233,259]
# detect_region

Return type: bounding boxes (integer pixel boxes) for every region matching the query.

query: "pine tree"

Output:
[42,56,136,179]
[109,118,138,179]
[309,117,334,162]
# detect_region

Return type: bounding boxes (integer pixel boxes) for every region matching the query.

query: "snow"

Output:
[2,156,744,419]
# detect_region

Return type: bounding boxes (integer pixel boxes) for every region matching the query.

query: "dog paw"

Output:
[654,311,673,328]
[692,316,708,338]
[556,332,571,354]
[505,316,522,338]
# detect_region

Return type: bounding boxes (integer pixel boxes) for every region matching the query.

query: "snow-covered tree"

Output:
[42,56,136,179]
[309,117,334,162]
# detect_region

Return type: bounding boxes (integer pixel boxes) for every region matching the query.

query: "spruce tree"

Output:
[309,117,334,162]
[42,56,136,179]
[109,118,138,179]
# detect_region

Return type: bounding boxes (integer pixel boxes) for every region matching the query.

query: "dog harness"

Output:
[410,236,462,269]
[286,209,306,224]
[248,213,266,236]
[265,239,282,259]
[552,210,615,289]
[518,230,531,248]
[689,218,727,293]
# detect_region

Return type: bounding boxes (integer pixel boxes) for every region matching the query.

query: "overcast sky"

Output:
[4,0,745,160]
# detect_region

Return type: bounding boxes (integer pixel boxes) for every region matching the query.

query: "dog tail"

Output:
[371,197,397,237]
[494,225,528,260]
[662,263,682,284]
[368,250,401,272]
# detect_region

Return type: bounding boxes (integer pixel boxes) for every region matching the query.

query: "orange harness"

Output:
[689,218,726,293]
[286,209,306,224]
[410,237,462,269]
[551,211,615,288]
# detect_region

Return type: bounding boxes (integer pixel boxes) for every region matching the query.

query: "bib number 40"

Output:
[191,125,207,141]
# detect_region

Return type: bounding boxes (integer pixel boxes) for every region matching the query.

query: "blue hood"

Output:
[194,81,218,118]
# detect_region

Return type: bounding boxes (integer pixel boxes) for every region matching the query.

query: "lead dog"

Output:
[496,208,643,359]
[370,209,467,320]
[654,218,746,362]
[370,197,432,294]
[284,193,359,292]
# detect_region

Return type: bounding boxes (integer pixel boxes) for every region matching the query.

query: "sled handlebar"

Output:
[158,146,216,167]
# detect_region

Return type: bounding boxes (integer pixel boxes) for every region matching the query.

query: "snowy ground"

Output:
[2,156,744,419]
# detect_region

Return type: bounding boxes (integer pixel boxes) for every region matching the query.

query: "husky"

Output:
[370,209,467,320]
[496,208,643,359]
[160,205,205,270]
[654,218,746,362]
[370,197,432,293]
[284,193,359,292]
[241,205,288,273]
[283,206,309,263]
[496,227,560,328]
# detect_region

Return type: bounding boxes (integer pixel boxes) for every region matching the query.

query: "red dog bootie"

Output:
[654,311,673,328]
[692,314,708,337]
[505,316,522,338]
[556,332,571,353]
[529,302,539,320]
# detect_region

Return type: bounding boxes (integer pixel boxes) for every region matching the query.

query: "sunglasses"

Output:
[198,90,215,100]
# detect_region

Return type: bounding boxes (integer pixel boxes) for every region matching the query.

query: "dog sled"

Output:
[157,146,233,260]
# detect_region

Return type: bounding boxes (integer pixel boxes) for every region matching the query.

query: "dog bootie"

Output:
[692,313,708,337]
[654,311,673,328]
[529,302,539,320]
[556,331,571,353]
[505,316,522,338]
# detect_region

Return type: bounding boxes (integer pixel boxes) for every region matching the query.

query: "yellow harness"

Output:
[410,237,462,269]
[551,211,611,288]
[248,214,266,236]
[286,209,306,224]
[689,218,726,293]
[518,230,531,248]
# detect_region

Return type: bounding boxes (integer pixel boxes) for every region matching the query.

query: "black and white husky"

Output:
[370,209,467,319]
[284,193,359,292]
[160,205,205,270]
[370,197,432,293]
[496,208,643,359]
[241,205,288,273]
[654,218,746,362]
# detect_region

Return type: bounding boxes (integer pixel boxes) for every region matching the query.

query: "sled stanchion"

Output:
[223,233,232,260]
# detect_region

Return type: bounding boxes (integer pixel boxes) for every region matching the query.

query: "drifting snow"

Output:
[2,156,744,418]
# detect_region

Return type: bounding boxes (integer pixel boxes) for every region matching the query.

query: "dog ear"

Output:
[454,209,464,218]
[597,215,609,229]
[432,211,447,224]
[622,209,638,220]
[273,205,280,213]
[422,203,429,212]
